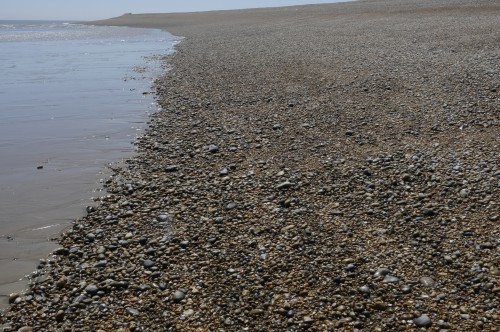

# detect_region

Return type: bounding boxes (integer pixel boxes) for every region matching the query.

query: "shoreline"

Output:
[0,24,173,314]
[2,0,499,330]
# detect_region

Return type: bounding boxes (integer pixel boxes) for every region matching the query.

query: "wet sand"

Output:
[2,0,499,330]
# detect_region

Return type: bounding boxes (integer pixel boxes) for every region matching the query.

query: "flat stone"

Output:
[183,309,194,317]
[383,275,400,283]
[277,181,293,190]
[72,294,87,304]
[165,165,178,172]
[479,242,495,249]
[420,276,436,287]
[53,247,69,256]
[126,307,139,316]
[156,214,172,222]
[303,316,314,324]
[250,309,264,315]
[137,284,150,292]
[93,260,107,268]
[143,260,155,268]
[374,267,391,278]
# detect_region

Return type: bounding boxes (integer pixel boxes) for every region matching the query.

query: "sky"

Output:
[0,1,344,21]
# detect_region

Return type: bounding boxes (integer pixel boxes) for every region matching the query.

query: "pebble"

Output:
[359,285,371,295]
[137,284,150,292]
[8,293,20,304]
[420,276,436,287]
[345,263,356,271]
[437,320,451,329]
[93,260,107,268]
[208,144,219,153]
[459,188,470,197]
[17,327,33,332]
[250,309,264,315]
[55,310,65,322]
[401,285,412,294]
[156,213,172,222]
[374,267,391,278]
[143,260,155,268]
[414,314,432,328]
[165,165,178,172]
[183,309,194,317]
[173,290,186,303]
[127,307,140,316]
[277,181,293,189]
[329,210,343,216]
[53,247,69,256]
[303,316,314,325]
[86,206,96,214]
[84,284,99,295]
[371,301,386,311]
[383,275,399,283]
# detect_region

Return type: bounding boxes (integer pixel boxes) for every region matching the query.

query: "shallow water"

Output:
[0,21,177,309]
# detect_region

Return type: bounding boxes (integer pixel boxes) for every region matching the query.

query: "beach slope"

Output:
[2,0,499,330]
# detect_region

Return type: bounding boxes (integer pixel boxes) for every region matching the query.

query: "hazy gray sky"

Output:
[0,1,345,21]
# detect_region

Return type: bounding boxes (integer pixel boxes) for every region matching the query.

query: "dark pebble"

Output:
[415,314,432,328]
[173,290,186,303]
[143,260,155,268]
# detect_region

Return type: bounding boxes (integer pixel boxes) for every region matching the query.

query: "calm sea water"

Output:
[0,20,178,309]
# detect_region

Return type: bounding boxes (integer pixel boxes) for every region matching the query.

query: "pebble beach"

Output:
[1,0,499,331]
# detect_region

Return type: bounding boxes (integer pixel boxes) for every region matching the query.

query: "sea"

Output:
[0,20,178,309]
